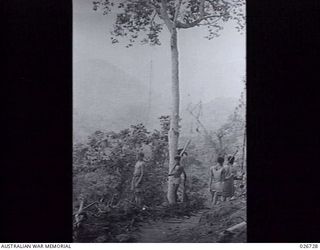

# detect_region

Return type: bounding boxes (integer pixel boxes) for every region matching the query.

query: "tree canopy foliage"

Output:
[93,0,245,46]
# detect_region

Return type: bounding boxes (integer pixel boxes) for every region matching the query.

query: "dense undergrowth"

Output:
[73,93,245,242]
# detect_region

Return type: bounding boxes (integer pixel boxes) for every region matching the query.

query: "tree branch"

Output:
[187,107,209,136]
[73,201,98,216]
[160,0,174,32]
[149,9,158,29]
[187,105,217,148]
[176,0,204,28]
[175,0,230,29]
[173,0,183,24]
[199,0,206,16]
[176,14,221,29]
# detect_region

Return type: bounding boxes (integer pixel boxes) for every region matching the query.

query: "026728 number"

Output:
[300,244,318,248]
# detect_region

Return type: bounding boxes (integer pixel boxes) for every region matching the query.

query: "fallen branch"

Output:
[225,221,246,234]
[73,201,99,216]
[123,198,140,208]
[187,107,216,147]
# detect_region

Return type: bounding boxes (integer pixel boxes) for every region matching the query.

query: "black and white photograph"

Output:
[73,0,246,243]
[4,0,320,245]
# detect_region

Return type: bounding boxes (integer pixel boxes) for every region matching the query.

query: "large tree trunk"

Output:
[167,28,180,204]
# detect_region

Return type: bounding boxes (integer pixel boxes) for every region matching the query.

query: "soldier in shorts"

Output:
[168,155,186,203]
[131,152,145,206]
[209,156,224,207]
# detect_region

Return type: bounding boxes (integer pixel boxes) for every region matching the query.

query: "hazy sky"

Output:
[74,0,246,108]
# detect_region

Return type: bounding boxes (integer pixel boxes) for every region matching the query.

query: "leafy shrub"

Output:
[73,117,170,211]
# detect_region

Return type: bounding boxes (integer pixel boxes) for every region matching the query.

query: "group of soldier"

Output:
[131,151,244,207]
[209,155,244,207]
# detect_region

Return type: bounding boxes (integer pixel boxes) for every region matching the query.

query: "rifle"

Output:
[168,139,191,176]
[179,139,191,157]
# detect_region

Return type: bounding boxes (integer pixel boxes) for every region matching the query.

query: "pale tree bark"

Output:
[157,0,182,204]
[167,27,180,204]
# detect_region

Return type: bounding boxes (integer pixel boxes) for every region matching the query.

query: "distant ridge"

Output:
[73,59,239,143]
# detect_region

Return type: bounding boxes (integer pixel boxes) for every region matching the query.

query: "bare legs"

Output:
[211,191,232,208]
[221,196,230,202]
[210,191,220,207]
[173,183,180,203]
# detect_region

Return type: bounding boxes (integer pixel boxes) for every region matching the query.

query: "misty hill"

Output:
[73,59,238,142]
[74,97,237,143]
[73,59,150,142]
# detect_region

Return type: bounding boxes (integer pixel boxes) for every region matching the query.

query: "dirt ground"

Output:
[133,198,246,243]
[75,191,246,243]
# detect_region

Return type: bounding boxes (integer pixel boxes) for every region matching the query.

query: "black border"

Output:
[1,0,73,242]
[247,0,320,242]
[2,0,320,243]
